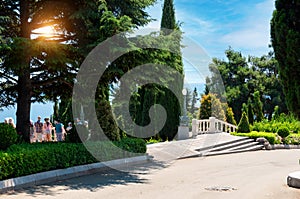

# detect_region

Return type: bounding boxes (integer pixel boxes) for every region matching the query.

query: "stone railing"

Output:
[192,117,237,136]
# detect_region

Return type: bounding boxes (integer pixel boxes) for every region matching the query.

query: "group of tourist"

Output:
[29,116,73,143]
[4,116,73,143]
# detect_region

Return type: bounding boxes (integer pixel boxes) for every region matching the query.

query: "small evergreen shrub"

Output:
[0,123,18,150]
[284,134,300,145]
[277,126,290,138]
[237,112,250,133]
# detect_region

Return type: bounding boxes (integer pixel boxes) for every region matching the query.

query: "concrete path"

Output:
[147,133,247,162]
[1,150,300,199]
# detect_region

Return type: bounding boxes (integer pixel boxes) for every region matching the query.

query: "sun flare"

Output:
[32,26,56,38]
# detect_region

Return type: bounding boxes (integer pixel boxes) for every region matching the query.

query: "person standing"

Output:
[29,120,35,143]
[43,118,53,142]
[55,120,65,142]
[8,118,16,128]
[34,116,43,142]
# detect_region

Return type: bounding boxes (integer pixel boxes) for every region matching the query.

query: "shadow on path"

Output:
[4,160,168,197]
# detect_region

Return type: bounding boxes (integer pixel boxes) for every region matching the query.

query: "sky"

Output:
[0,0,276,123]
[142,0,275,85]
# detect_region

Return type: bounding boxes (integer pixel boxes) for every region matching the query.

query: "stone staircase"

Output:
[179,136,264,159]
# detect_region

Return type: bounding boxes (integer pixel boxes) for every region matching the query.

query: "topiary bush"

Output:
[237,111,250,133]
[277,126,290,138]
[0,123,18,150]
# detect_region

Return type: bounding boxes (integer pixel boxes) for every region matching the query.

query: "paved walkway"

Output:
[1,150,300,199]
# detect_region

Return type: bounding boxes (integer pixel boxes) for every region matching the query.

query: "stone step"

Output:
[194,137,251,152]
[208,139,256,152]
[202,145,265,157]
[226,141,263,151]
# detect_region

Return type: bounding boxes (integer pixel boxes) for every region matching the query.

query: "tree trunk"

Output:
[16,74,31,142]
[16,0,32,142]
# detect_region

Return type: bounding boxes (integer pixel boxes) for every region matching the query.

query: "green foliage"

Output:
[207,48,287,122]
[226,107,237,125]
[247,99,254,125]
[271,0,300,118]
[231,131,279,144]
[0,0,156,142]
[198,94,226,120]
[96,100,120,141]
[237,112,250,133]
[0,123,18,150]
[161,0,176,33]
[146,137,163,144]
[272,105,280,120]
[0,138,146,180]
[251,113,300,133]
[253,91,264,122]
[284,134,300,145]
[277,126,290,138]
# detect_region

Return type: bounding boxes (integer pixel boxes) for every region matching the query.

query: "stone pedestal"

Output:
[177,126,190,140]
[287,171,300,188]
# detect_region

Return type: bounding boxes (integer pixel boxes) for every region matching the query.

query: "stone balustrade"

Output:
[192,117,237,136]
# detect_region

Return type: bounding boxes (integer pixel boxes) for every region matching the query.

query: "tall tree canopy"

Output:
[0,0,156,142]
[207,48,287,122]
[271,0,300,118]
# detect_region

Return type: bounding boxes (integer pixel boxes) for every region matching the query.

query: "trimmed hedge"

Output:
[0,138,146,180]
[231,131,280,144]
[0,123,18,150]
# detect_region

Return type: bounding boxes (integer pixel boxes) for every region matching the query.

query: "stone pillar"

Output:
[209,117,216,133]
[192,119,198,138]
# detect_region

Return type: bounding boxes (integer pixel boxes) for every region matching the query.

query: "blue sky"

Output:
[145,0,275,59]
[0,0,276,122]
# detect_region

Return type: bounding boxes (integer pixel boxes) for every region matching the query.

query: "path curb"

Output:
[0,155,151,193]
[269,145,300,150]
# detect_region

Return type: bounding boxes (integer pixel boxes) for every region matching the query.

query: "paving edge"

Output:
[287,171,300,189]
[0,155,151,193]
[269,145,300,150]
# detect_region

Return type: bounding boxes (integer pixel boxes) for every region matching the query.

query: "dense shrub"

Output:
[231,131,279,144]
[251,114,300,133]
[277,127,290,138]
[0,123,18,150]
[237,112,250,133]
[0,138,146,180]
[284,134,300,145]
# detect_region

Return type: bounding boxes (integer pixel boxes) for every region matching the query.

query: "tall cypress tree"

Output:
[161,0,176,33]
[135,0,183,140]
[271,0,300,118]
[159,0,183,140]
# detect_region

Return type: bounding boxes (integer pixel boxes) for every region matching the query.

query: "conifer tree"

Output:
[271,0,300,118]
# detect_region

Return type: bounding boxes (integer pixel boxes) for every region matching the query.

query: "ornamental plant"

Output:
[237,111,250,133]
[0,123,18,150]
